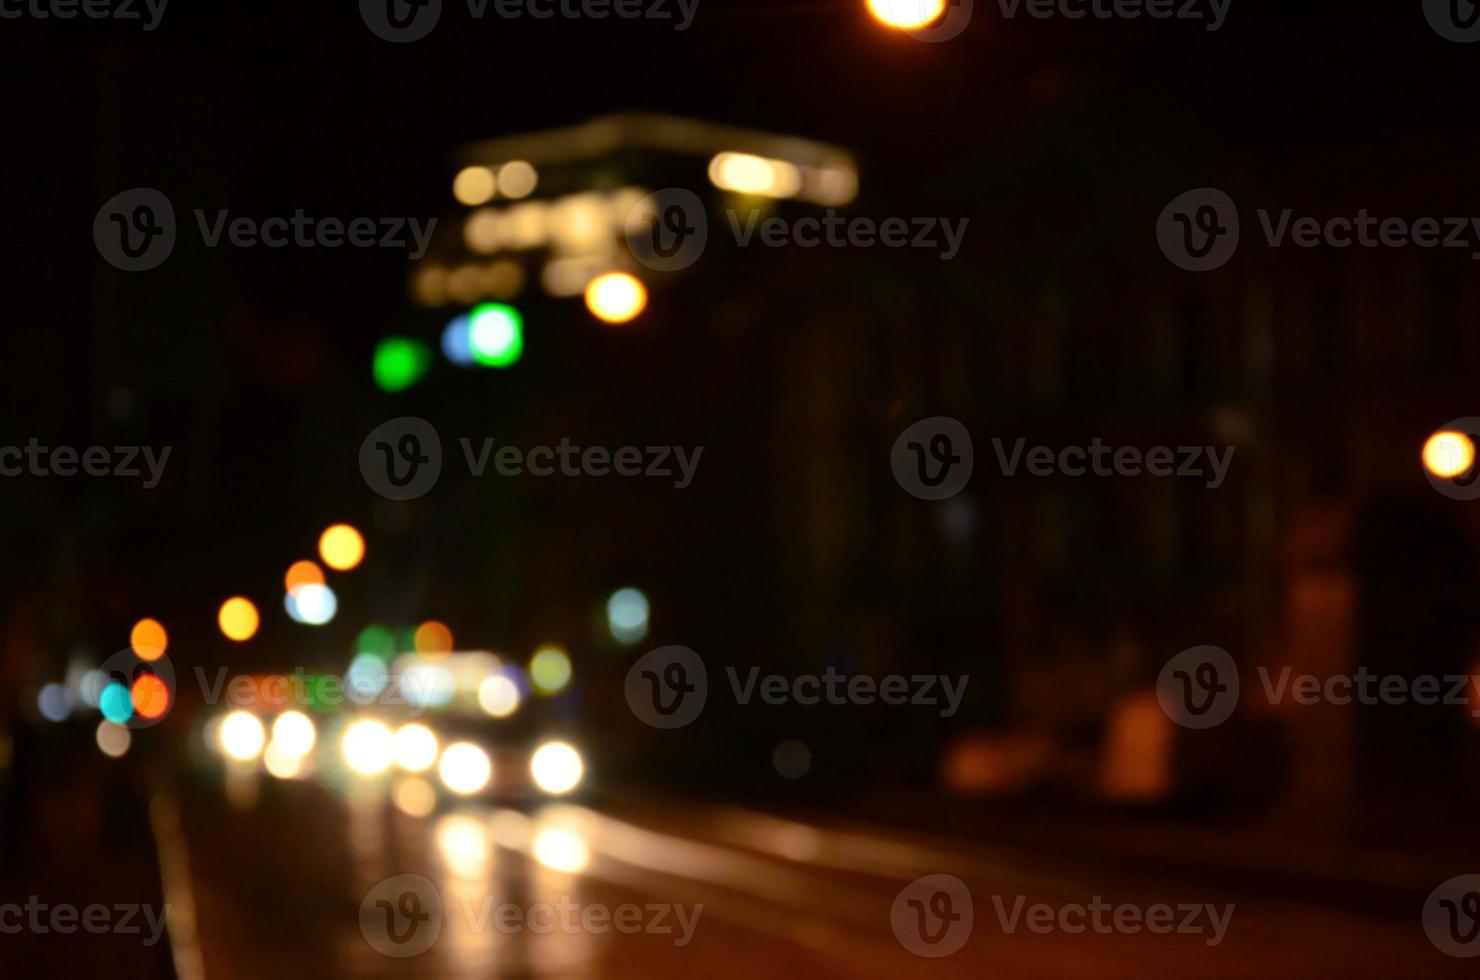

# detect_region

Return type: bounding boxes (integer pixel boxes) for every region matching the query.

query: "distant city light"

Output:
[441,314,475,366]
[271,711,317,759]
[356,624,397,660]
[286,583,338,626]
[438,742,493,795]
[477,673,521,718]
[414,620,454,656]
[319,524,365,571]
[263,742,306,780]
[96,720,131,759]
[392,723,440,773]
[342,719,394,776]
[38,683,70,722]
[606,588,650,645]
[345,653,391,700]
[401,662,455,710]
[529,646,573,695]
[284,561,325,593]
[469,303,524,368]
[1423,430,1475,479]
[772,739,812,780]
[584,272,647,324]
[220,710,267,762]
[100,683,134,725]
[373,337,433,393]
[130,618,168,661]
[130,674,170,721]
[707,152,802,198]
[532,827,590,873]
[530,741,584,795]
[866,0,946,30]
[218,597,260,642]
[453,165,497,206]
[393,776,437,818]
[497,160,538,200]
[436,813,492,877]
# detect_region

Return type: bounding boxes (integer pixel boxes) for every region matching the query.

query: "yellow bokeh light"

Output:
[284,560,325,593]
[220,710,266,761]
[342,719,394,776]
[584,273,648,325]
[453,166,497,206]
[393,776,437,817]
[866,0,946,30]
[1423,430,1475,479]
[218,597,260,642]
[319,524,365,571]
[529,646,573,695]
[497,160,538,200]
[708,152,802,198]
[438,742,493,795]
[414,620,454,655]
[130,618,168,661]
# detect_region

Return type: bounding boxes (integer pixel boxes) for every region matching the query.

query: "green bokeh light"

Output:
[355,624,396,661]
[469,303,524,368]
[373,337,432,392]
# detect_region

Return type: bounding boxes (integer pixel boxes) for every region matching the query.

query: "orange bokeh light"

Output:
[414,620,454,655]
[130,618,168,662]
[284,560,325,593]
[131,674,170,719]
